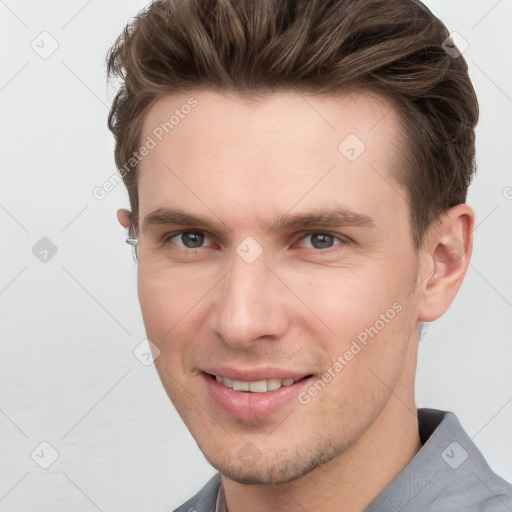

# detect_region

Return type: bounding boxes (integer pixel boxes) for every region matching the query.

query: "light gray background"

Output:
[1,1,511,511]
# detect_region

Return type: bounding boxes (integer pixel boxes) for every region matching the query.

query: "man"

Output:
[107,0,512,510]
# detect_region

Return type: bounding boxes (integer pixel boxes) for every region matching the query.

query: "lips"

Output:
[202,369,312,420]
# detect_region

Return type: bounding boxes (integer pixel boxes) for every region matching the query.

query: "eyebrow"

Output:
[269,208,374,232]
[141,207,374,234]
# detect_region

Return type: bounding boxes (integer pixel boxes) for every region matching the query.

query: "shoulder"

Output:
[368,409,512,512]
[422,409,512,511]
[423,470,512,511]
[172,473,222,512]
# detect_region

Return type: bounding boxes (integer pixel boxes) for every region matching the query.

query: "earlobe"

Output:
[417,204,474,322]
[117,208,132,229]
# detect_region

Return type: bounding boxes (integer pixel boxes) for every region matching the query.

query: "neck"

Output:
[222,360,421,512]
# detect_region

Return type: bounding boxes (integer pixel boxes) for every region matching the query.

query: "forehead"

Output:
[137,89,408,234]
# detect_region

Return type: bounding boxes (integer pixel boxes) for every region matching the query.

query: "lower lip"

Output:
[203,373,311,420]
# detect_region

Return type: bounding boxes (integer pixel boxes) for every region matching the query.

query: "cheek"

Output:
[309,301,415,434]
[286,262,411,336]
[288,261,417,392]
[136,266,198,345]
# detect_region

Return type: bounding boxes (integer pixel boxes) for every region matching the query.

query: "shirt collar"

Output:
[214,409,488,512]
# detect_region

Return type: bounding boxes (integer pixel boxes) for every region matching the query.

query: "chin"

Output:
[201,441,340,485]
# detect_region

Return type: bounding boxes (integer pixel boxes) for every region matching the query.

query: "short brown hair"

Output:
[107,0,478,247]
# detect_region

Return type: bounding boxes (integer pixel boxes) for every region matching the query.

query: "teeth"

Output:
[214,375,297,393]
[232,380,249,391]
[248,380,267,393]
[267,378,282,391]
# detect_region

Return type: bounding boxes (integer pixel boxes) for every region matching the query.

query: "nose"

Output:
[209,251,289,349]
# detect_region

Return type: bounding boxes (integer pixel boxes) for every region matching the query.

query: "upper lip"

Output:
[202,367,311,382]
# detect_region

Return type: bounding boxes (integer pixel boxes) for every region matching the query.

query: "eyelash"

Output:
[161,230,350,253]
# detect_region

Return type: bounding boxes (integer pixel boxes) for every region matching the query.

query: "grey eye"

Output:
[180,232,204,248]
[308,233,336,249]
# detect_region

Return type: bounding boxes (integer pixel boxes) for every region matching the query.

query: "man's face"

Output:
[135,90,424,484]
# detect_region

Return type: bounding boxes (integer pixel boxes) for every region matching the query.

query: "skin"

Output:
[117,90,474,511]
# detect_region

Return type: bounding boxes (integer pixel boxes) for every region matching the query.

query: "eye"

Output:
[297,232,347,250]
[165,230,213,249]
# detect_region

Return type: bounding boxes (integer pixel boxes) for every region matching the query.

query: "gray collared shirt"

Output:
[173,409,512,512]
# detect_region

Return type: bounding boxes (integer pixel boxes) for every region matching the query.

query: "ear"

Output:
[117,208,132,230]
[417,204,474,322]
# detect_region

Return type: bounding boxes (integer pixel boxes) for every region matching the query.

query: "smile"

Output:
[212,374,299,393]
[203,371,312,420]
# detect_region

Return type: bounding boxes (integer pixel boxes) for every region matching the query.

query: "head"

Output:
[108,0,478,485]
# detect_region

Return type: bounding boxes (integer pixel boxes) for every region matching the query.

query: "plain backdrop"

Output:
[1,1,511,511]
